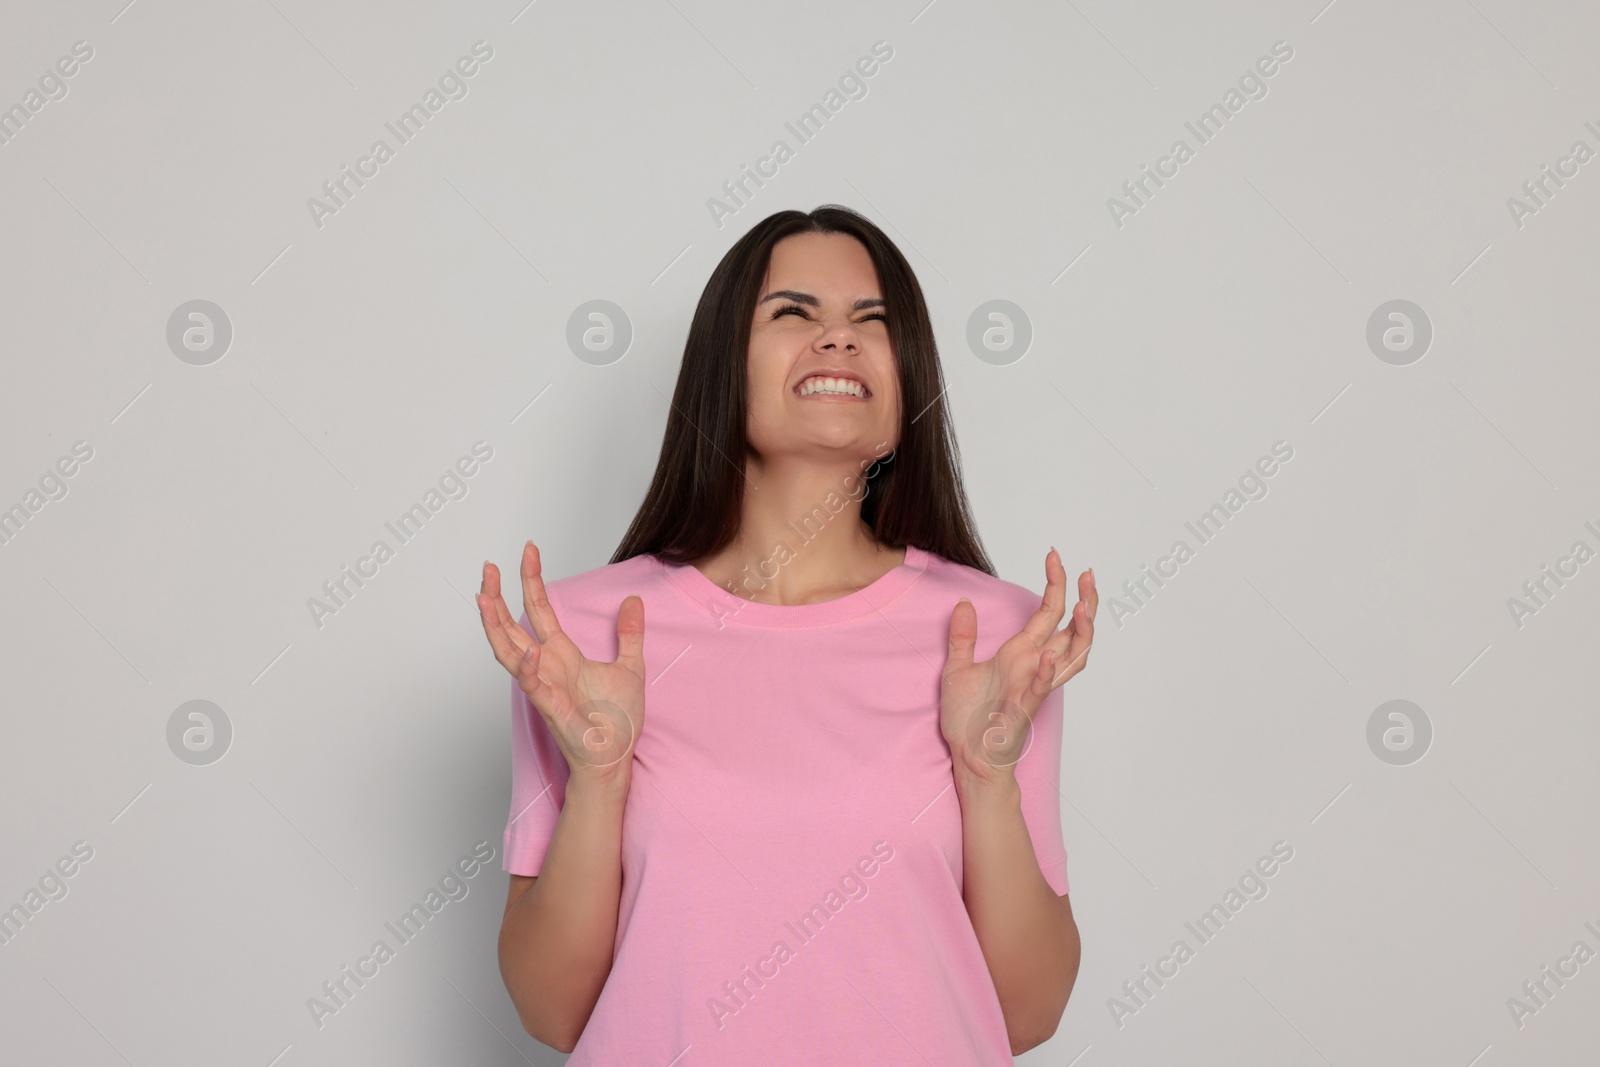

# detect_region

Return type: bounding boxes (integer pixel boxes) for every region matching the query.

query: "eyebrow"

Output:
[758,289,886,312]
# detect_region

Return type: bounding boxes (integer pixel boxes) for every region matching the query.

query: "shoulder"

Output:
[915,547,1043,628]
[519,552,663,633]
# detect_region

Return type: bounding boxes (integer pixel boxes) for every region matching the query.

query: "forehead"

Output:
[763,232,880,293]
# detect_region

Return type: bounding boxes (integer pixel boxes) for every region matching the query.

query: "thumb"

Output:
[614,593,645,670]
[946,597,977,673]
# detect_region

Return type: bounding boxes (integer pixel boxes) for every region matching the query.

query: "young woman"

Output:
[477,204,1096,1065]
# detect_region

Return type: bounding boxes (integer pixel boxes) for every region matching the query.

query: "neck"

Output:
[702,452,897,605]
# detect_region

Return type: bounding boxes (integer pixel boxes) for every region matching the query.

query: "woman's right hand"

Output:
[478,540,645,791]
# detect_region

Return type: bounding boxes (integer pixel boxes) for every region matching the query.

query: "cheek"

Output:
[746,341,778,382]
[744,350,788,410]
[742,355,788,443]
[875,365,901,423]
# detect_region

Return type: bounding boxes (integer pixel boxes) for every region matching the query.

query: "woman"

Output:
[477,204,1096,1064]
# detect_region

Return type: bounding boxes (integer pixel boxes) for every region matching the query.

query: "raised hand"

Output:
[940,547,1096,790]
[478,540,646,789]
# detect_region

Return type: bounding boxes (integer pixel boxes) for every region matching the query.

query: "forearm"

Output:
[957,771,1081,1055]
[498,773,629,1051]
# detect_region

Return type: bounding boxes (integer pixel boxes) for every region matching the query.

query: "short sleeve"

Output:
[1015,683,1070,894]
[502,607,570,877]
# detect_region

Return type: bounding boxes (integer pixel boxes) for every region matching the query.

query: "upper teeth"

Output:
[799,376,866,397]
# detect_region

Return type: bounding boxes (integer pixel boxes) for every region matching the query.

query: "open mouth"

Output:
[795,374,871,399]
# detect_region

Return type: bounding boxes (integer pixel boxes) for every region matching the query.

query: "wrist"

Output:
[953,764,1021,811]
[565,762,634,807]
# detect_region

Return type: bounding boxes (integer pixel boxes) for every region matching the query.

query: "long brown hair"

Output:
[610,204,995,576]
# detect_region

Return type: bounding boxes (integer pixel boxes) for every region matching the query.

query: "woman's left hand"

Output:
[940,547,1096,790]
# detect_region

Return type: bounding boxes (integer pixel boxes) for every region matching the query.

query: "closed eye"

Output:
[774,304,887,324]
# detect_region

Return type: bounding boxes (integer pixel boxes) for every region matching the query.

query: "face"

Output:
[745,232,901,464]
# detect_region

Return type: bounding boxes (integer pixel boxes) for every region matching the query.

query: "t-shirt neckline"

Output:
[656,543,930,628]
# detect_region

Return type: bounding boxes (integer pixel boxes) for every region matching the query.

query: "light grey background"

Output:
[2,1,1596,1064]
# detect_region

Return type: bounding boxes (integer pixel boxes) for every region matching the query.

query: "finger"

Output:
[485,559,535,648]
[614,594,645,672]
[477,583,531,674]
[1021,547,1069,645]
[510,637,549,705]
[484,562,538,655]
[945,597,978,676]
[1048,599,1094,686]
[1042,573,1092,654]
[476,586,513,666]
[480,561,529,643]
[1026,648,1058,707]
[520,540,566,644]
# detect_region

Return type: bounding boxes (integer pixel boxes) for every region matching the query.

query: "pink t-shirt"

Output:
[502,543,1070,1065]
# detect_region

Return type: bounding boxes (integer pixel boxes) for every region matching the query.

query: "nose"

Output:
[814,318,860,353]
